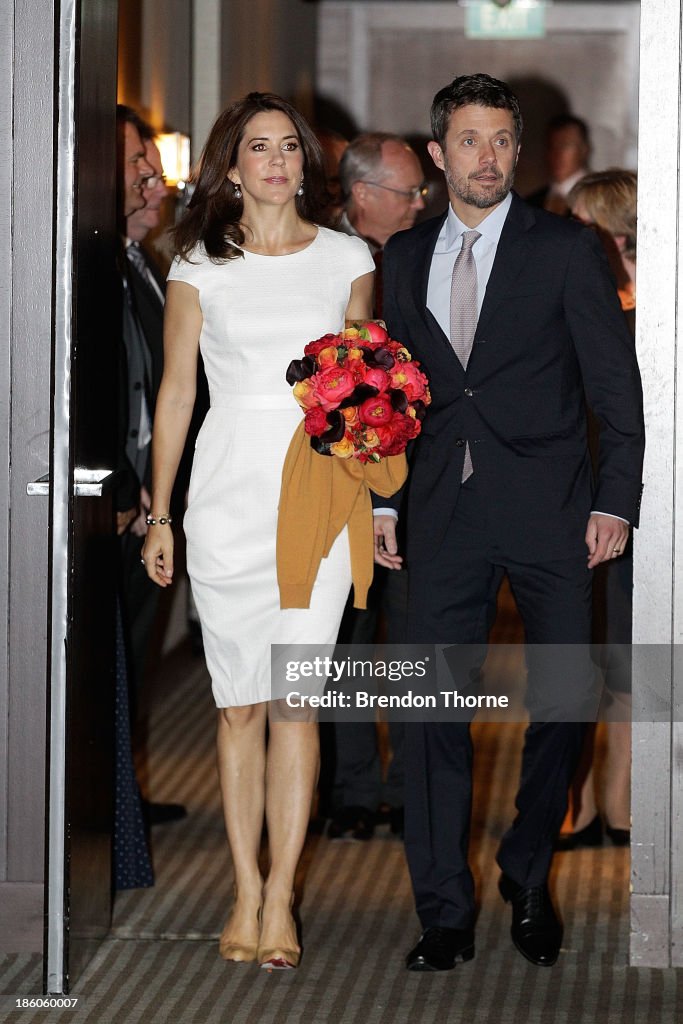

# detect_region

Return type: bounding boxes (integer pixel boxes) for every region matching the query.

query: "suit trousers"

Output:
[332,566,409,810]
[404,478,591,929]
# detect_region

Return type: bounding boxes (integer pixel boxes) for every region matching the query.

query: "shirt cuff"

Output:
[373,507,398,519]
[590,510,630,525]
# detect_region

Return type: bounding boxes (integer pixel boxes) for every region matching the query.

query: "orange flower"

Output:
[317,345,339,368]
[342,406,359,424]
[293,378,318,410]
[330,434,355,459]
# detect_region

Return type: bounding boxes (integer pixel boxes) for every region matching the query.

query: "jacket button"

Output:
[455,438,465,447]
[129,429,138,438]
[134,381,142,391]
[464,387,473,397]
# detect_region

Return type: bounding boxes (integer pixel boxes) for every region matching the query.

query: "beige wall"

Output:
[317,2,640,196]
[118,0,318,157]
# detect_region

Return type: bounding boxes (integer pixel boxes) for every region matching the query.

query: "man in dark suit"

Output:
[526,114,590,217]
[373,75,644,972]
[121,115,169,696]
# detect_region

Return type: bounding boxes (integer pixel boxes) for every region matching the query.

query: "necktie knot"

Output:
[460,230,481,253]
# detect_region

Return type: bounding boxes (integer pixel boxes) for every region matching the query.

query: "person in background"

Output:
[315,126,349,226]
[120,105,191,826]
[326,132,427,841]
[527,114,590,217]
[556,169,638,850]
[113,104,156,889]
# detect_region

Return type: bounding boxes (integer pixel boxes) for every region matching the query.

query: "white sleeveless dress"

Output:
[168,226,375,707]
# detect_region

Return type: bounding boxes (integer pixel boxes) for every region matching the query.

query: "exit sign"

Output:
[466,1,547,40]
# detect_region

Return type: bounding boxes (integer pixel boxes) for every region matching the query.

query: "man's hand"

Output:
[585,513,629,569]
[116,507,137,536]
[129,485,152,537]
[374,515,403,570]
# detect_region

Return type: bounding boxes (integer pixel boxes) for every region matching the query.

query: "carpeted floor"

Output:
[1,586,681,1023]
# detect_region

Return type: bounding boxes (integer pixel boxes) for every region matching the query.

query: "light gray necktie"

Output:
[449,230,481,481]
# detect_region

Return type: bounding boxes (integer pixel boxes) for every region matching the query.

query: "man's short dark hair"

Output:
[116,104,154,142]
[545,113,589,144]
[430,73,523,147]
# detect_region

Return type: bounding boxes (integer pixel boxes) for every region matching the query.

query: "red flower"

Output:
[376,412,421,455]
[358,322,389,347]
[359,394,394,426]
[305,334,338,357]
[310,366,357,412]
[363,367,390,392]
[304,408,329,436]
[389,362,429,401]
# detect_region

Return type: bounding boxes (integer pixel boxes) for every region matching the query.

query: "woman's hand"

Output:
[141,525,174,587]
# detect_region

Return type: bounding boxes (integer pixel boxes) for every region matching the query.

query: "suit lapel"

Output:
[408,213,459,362]
[475,193,535,336]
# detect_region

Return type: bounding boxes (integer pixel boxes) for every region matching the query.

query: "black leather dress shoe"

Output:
[327,805,375,840]
[554,814,603,851]
[498,875,562,966]
[406,927,475,972]
[142,800,187,826]
[605,822,630,846]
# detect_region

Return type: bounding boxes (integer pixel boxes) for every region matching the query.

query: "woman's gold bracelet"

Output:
[145,513,173,526]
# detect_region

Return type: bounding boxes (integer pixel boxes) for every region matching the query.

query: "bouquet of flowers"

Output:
[286,321,431,463]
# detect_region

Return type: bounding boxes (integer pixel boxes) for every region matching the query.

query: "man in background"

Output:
[118,105,188,826]
[527,114,590,217]
[326,132,426,841]
[339,131,427,300]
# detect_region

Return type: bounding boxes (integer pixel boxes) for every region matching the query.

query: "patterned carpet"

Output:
[1,596,682,1022]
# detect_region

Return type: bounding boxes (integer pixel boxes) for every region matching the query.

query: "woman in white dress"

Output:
[141,93,374,970]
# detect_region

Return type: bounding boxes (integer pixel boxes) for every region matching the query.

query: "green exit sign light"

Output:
[466,1,547,40]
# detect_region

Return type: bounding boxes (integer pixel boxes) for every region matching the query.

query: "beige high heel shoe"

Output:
[257,946,300,971]
[257,895,300,970]
[219,899,261,963]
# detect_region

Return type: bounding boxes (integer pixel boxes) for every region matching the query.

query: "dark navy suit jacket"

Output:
[378,192,645,566]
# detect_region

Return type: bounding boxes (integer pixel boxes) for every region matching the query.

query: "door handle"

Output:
[27,468,116,497]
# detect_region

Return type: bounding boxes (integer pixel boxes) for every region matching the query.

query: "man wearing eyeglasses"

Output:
[327,132,426,844]
[339,132,428,265]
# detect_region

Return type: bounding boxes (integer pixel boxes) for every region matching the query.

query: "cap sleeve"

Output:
[167,247,207,289]
[344,233,376,280]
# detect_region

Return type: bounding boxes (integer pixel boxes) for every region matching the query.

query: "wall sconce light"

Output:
[155,132,191,190]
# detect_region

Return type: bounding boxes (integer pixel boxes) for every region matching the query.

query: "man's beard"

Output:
[445,163,515,210]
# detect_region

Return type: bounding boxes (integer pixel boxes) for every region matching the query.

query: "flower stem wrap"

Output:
[277,421,408,610]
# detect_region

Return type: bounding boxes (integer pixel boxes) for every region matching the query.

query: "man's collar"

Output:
[339,210,381,255]
[444,191,513,249]
[550,168,588,199]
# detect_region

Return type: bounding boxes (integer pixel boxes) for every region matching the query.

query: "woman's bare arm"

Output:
[141,279,202,586]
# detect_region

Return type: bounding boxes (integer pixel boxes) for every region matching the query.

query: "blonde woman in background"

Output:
[557,169,637,850]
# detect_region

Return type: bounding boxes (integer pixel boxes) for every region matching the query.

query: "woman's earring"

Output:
[297,179,304,197]
[233,183,243,200]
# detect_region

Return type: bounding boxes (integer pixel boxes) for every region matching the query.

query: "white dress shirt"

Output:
[426,192,512,332]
